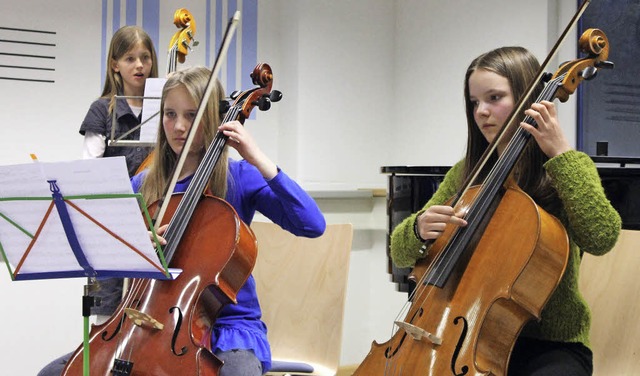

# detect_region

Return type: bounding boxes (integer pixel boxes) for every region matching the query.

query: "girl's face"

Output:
[468,68,515,145]
[112,41,153,96]
[162,85,205,158]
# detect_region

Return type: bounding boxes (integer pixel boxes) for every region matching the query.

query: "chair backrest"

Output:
[579,229,640,376]
[251,222,353,376]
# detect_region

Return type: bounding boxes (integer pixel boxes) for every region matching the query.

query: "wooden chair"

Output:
[579,229,640,375]
[251,222,353,376]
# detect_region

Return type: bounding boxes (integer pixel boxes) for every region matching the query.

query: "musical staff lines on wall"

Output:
[0,26,56,83]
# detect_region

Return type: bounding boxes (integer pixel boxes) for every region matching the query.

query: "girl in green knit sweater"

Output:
[390,47,621,375]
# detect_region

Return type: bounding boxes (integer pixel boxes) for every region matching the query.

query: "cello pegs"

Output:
[596,60,614,69]
[181,40,193,52]
[269,90,283,102]
[256,96,271,111]
[219,100,230,114]
[581,66,598,80]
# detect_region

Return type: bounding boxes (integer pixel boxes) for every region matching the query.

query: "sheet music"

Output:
[0,157,170,279]
[139,78,167,143]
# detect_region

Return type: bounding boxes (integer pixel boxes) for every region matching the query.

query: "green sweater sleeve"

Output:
[544,150,621,255]
[390,151,622,267]
[390,160,465,268]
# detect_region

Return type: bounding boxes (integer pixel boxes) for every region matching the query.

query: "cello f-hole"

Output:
[101,312,127,341]
[102,296,142,341]
[169,306,188,356]
[451,316,469,376]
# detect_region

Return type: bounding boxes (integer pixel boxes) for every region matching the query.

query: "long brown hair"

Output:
[102,26,159,112]
[462,46,561,215]
[139,67,228,205]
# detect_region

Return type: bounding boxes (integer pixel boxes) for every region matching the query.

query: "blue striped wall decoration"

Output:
[100,0,258,95]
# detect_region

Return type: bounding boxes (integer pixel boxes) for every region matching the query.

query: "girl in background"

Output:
[79,24,159,324]
[80,25,158,177]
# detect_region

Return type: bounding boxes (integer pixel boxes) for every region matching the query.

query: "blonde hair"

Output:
[140,66,228,205]
[102,25,159,112]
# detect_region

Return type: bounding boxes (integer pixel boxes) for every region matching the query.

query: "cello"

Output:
[62,31,283,376]
[353,25,612,376]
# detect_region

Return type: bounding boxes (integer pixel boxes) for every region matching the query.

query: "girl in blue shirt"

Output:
[133,66,325,375]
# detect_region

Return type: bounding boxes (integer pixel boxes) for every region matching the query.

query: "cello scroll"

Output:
[228,63,283,123]
[553,28,613,102]
[168,8,198,69]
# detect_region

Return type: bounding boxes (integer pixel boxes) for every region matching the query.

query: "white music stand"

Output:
[0,156,174,376]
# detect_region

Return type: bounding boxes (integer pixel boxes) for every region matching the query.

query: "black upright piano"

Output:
[382,158,640,293]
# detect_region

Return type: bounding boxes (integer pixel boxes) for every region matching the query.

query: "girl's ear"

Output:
[111,59,120,73]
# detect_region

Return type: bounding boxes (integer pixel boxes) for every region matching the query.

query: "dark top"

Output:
[79,97,152,177]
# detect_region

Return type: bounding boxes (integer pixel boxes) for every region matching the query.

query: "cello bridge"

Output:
[394,321,442,345]
[124,308,164,330]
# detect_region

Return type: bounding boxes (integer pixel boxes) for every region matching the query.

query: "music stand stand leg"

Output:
[82,280,99,376]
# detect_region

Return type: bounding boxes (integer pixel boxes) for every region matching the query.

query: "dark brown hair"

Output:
[463,46,561,215]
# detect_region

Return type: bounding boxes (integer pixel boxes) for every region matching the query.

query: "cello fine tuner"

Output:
[124,308,165,330]
[394,321,442,345]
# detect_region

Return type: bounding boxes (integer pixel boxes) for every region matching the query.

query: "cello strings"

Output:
[110,104,242,367]
[414,73,562,291]
[162,105,241,259]
[411,74,561,295]
[112,278,151,364]
[167,45,177,76]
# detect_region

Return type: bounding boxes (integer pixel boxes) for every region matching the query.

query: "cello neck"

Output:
[159,110,237,263]
[423,73,568,288]
[159,63,278,263]
[481,73,564,198]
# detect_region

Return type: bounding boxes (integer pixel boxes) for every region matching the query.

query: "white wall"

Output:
[0,0,101,165]
[391,1,554,167]
[1,0,585,374]
[0,2,103,375]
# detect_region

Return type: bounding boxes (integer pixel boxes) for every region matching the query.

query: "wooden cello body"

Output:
[354,26,612,375]
[354,184,568,375]
[62,195,257,376]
